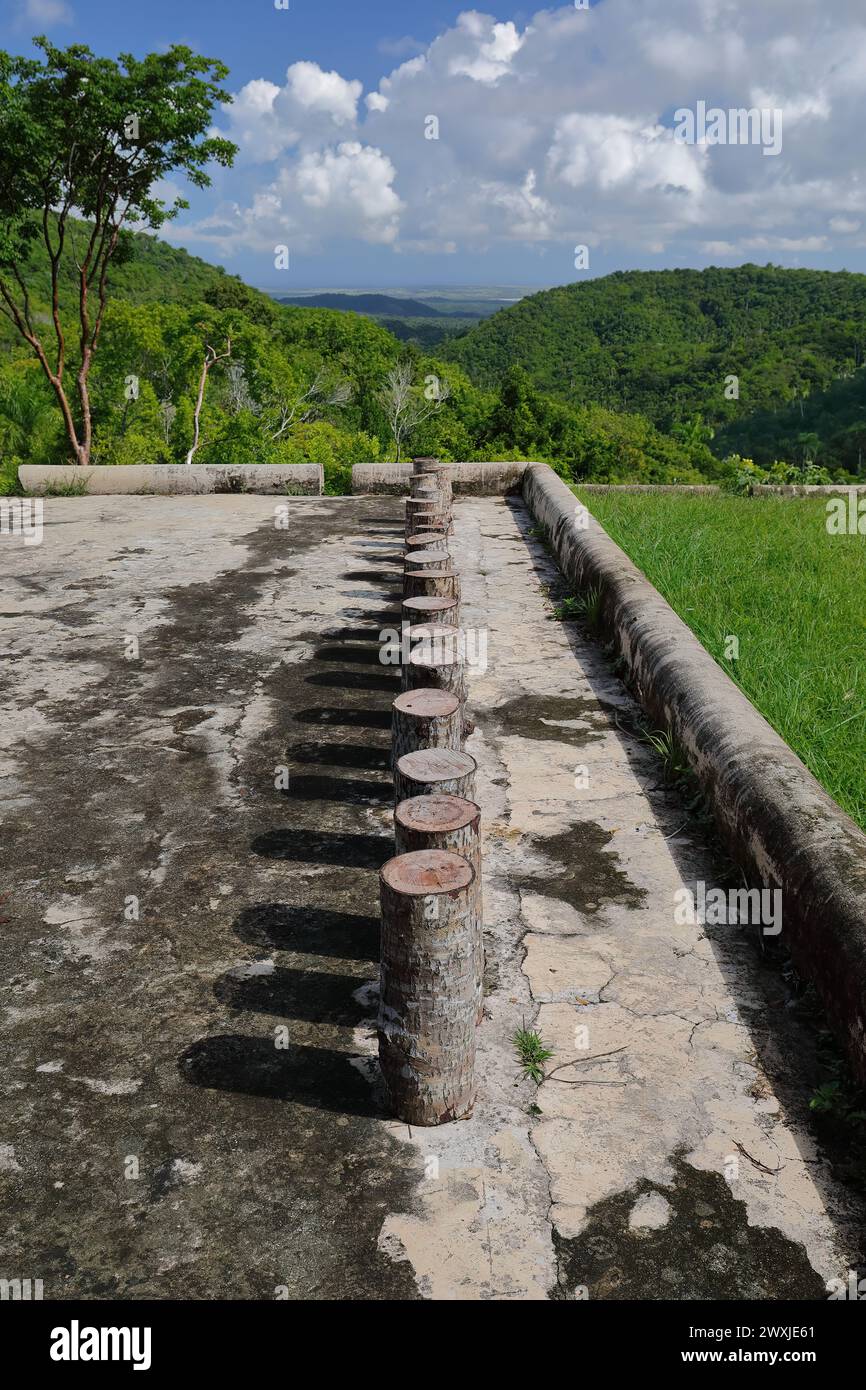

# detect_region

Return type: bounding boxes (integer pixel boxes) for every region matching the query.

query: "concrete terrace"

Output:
[0,493,862,1299]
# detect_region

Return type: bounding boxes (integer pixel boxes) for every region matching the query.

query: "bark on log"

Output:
[404,548,451,575]
[378,848,477,1124]
[405,531,448,553]
[391,688,462,765]
[402,595,460,627]
[412,457,442,475]
[394,747,477,803]
[394,794,483,1023]
[402,642,467,703]
[404,569,460,602]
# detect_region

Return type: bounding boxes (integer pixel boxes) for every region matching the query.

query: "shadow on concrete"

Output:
[293,707,392,730]
[288,741,390,772]
[342,570,402,583]
[279,774,392,805]
[215,966,368,1023]
[252,828,392,869]
[305,670,401,693]
[233,903,379,960]
[179,1035,379,1117]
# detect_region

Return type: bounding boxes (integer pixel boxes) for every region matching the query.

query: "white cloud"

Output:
[448,15,525,83]
[176,1,866,265]
[285,61,361,125]
[18,0,73,24]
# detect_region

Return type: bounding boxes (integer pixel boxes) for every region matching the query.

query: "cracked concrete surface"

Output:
[0,494,862,1301]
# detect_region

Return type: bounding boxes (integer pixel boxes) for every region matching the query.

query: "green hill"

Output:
[277,293,451,318]
[443,266,866,463]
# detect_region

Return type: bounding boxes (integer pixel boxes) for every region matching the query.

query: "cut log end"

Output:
[396,794,480,836]
[380,848,474,897]
[393,688,460,719]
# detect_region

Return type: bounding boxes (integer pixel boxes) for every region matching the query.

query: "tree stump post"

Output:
[394,747,476,803]
[405,531,448,553]
[392,688,462,764]
[378,849,477,1124]
[402,640,467,703]
[402,594,460,628]
[395,795,484,1023]
[403,569,460,603]
[404,547,451,575]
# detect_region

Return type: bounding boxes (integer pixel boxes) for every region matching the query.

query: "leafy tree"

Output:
[0,37,236,465]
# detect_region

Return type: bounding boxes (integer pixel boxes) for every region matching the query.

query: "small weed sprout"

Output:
[513,1024,553,1084]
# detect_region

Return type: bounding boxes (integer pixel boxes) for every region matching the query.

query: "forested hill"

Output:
[444,265,866,444]
[12,219,242,309]
[277,293,449,318]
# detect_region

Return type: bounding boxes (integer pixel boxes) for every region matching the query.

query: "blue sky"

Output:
[3,1,865,290]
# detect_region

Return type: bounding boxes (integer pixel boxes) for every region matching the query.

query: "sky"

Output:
[3,0,866,290]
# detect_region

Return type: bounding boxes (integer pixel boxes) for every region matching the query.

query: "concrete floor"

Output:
[0,494,862,1300]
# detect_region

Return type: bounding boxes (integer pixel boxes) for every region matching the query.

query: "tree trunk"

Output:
[394,795,483,1023]
[402,595,460,627]
[378,849,477,1124]
[392,687,462,765]
[394,747,477,803]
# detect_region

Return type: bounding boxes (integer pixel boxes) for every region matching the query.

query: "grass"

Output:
[513,1026,553,1084]
[41,474,92,497]
[573,489,866,831]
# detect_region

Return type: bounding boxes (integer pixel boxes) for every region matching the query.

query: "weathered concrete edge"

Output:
[521,461,866,1082]
[19,463,324,496]
[351,461,531,495]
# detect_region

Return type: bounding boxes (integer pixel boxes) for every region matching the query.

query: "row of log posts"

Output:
[377,458,485,1125]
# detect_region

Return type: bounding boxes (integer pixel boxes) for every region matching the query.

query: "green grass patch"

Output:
[513,1026,553,1084]
[573,489,866,831]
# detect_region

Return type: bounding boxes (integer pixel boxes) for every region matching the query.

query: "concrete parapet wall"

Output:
[352,461,531,496]
[522,461,866,1082]
[19,463,324,496]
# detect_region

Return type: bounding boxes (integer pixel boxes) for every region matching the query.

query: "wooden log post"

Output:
[412,457,441,475]
[405,531,448,553]
[406,498,448,526]
[403,569,460,603]
[395,794,483,1023]
[394,747,477,803]
[404,547,451,575]
[402,594,460,628]
[378,849,477,1124]
[392,688,462,764]
[402,637,467,703]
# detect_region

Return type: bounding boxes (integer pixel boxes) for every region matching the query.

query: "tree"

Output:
[378,361,451,462]
[185,337,232,465]
[0,37,236,466]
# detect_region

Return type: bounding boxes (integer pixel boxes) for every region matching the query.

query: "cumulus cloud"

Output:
[17,0,73,24]
[174,1,866,267]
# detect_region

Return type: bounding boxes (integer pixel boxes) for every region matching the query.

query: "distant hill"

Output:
[443,266,866,460]
[277,292,455,318]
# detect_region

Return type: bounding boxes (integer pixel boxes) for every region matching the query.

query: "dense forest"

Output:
[2,231,864,493]
[0,220,724,494]
[444,265,866,476]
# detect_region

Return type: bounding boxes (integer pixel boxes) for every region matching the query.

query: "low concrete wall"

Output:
[577,484,720,494]
[352,461,530,496]
[752,483,866,497]
[522,461,866,1082]
[20,463,324,496]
